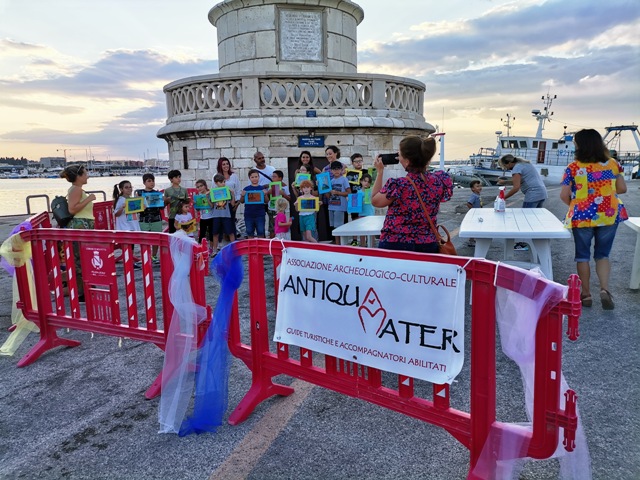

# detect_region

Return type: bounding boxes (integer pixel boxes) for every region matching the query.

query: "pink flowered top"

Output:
[379,170,453,244]
[561,159,628,228]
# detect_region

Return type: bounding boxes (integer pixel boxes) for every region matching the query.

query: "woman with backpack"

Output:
[60,164,96,303]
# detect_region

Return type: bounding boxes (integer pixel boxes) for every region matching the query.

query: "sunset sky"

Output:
[0,0,638,162]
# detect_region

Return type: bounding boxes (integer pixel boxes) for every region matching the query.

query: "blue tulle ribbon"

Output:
[179,242,243,436]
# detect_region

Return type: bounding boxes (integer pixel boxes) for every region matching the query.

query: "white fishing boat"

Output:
[454,94,640,185]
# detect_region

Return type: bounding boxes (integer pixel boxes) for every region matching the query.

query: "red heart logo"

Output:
[357,288,386,334]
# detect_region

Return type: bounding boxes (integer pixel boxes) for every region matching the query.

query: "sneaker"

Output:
[133,262,142,269]
[151,256,160,264]
[514,242,529,251]
[350,239,359,246]
[78,295,85,303]
[466,240,476,248]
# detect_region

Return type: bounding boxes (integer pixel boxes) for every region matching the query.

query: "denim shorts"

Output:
[572,224,618,262]
[244,215,265,238]
[522,199,545,208]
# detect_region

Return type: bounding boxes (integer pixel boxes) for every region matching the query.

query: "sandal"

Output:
[600,289,614,310]
[580,293,592,308]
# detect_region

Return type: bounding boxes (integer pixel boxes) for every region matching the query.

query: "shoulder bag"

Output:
[405,174,457,255]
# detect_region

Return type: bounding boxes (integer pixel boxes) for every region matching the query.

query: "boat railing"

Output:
[25,191,107,216]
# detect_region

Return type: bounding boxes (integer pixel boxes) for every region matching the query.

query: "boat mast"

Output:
[532,93,556,138]
[501,113,515,136]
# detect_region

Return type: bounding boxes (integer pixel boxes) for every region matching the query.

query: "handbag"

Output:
[405,174,457,255]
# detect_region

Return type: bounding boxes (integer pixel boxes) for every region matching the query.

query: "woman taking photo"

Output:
[560,128,628,310]
[372,136,453,253]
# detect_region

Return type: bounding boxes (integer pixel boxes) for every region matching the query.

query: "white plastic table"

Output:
[459,208,571,280]
[625,218,640,289]
[332,215,385,247]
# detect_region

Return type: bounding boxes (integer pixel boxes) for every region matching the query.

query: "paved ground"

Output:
[0,181,638,480]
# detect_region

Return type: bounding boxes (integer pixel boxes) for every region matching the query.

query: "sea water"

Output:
[0,176,174,217]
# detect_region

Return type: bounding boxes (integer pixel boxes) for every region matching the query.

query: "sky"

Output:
[0,0,639,163]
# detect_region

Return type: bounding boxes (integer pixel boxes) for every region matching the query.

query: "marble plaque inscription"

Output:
[279,10,323,62]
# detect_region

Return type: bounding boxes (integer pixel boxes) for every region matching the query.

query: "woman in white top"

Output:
[215,157,241,236]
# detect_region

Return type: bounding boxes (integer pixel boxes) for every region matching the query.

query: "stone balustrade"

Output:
[164,72,425,123]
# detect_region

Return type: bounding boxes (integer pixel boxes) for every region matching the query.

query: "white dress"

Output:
[114,197,141,231]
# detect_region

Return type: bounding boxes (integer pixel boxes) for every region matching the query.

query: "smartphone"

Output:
[380,153,399,165]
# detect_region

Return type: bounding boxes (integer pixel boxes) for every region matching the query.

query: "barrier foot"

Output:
[17,336,81,367]
[145,372,162,400]
[228,381,295,426]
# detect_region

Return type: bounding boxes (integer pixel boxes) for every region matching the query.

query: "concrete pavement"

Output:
[0,180,638,479]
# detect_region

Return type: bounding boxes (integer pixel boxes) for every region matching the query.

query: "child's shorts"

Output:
[328,209,346,228]
[245,215,266,238]
[212,217,234,236]
[139,220,163,233]
[299,213,316,233]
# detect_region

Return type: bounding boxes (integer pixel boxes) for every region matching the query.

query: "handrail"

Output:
[24,191,107,215]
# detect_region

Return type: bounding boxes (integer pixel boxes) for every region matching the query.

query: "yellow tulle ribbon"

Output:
[0,232,39,356]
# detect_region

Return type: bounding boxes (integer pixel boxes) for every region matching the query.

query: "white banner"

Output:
[274,248,466,384]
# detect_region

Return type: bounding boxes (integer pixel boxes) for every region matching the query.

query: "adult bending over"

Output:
[498,155,548,207]
[372,136,453,253]
[560,128,628,310]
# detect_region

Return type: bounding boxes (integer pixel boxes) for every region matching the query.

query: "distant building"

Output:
[157,0,433,186]
[39,157,66,168]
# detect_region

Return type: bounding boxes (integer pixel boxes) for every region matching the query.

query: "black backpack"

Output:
[51,196,73,227]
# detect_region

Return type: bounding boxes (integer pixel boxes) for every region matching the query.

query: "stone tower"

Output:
[157,0,434,184]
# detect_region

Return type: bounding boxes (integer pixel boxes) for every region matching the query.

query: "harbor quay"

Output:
[0,182,638,479]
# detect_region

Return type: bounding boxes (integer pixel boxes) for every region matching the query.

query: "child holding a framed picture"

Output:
[241,169,269,238]
[113,180,141,232]
[136,173,163,262]
[326,160,351,242]
[294,179,318,243]
[209,174,236,252]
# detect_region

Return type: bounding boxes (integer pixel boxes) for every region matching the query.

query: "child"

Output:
[195,179,215,247]
[210,174,236,252]
[274,197,293,240]
[163,169,188,233]
[136,173,162,261]
[295,179,318,243]
[241,169,269,238]
[466,180,483,210]
[353,173,375,247]
[267,170,291,237]
[174,200,196,238]
[291,164,313,197]
[326,160,351,242]
[113,180,141,232]
[348,153,365,245]
[466,180,483,247]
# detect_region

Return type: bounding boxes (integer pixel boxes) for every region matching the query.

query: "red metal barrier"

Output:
[225,239,582,476]
[12,221,211,399]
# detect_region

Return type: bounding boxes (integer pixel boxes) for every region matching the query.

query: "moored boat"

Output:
[456,94,640,185]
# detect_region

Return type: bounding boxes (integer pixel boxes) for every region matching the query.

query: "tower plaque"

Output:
[279,9,323,62]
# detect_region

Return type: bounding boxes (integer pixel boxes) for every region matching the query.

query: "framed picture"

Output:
[316,171,332,194]
[363,188,372,204]
[296,197,319,212]
[269,181,282,198]
[142,191,164,208]
[245,190,265,204]
[178,218,197,234]
[345,169,363,185]
[268,197,279,211]
[193,194,210,210]
[294,172,311,186]
[124,197,144,214]
[347,192,363,214]
[210,187,231,202]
